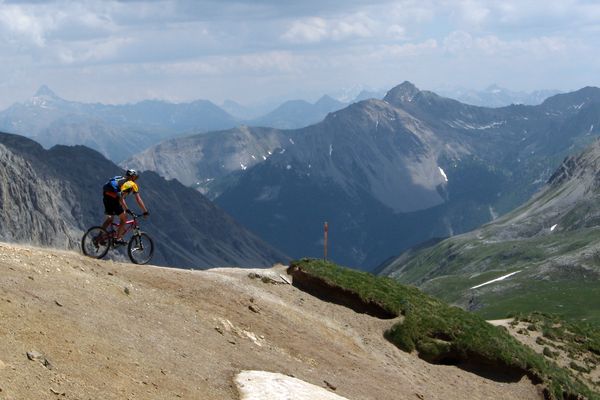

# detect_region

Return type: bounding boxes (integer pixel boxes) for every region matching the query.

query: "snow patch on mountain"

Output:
[438,167,448,182]
[470,271,522,289]
[447,120,506,130]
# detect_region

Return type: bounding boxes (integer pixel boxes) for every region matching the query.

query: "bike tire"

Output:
[127,232,154,265]
[81,226,111,259]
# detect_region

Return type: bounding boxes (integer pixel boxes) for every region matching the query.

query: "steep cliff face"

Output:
[0,143,78,246]
[0,132,288,268]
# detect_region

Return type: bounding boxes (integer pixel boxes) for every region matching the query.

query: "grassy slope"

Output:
[290,258,599,400]
[388,227,600,324]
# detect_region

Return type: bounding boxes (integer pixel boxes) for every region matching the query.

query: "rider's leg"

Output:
[101,215,113,230]
[116,212,127,239]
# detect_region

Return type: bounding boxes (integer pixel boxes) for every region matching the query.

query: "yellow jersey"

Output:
[120,180,139,194]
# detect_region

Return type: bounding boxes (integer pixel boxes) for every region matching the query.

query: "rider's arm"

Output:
[119,194,129,213]
[134,193,148,214]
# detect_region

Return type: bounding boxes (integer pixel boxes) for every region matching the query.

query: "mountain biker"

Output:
[101,169,149,245]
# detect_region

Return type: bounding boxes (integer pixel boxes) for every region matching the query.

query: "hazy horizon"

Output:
[0,0,598,109]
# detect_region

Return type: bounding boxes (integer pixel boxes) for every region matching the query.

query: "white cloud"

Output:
[455,0,490,26]
[55,36,134,64]
[443,31,474,53]
[443,30,568,57]
[0,4,49,46]
[282,17,329,43]
[381,39,438,58]
[281,13,373,43]
[387,24,407,39]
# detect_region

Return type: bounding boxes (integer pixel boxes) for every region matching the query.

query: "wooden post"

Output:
[324,221,328,260]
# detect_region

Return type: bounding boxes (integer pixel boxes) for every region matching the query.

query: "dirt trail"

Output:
[0,242,542,399]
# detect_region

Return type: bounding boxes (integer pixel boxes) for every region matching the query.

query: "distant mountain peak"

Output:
[383,81,420,106]
[315,95,342,108]
[34,85,60,99]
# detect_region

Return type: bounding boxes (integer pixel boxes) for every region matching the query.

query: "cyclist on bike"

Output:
[101,169,149,245]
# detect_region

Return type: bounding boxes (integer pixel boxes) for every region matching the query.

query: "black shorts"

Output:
[103,194,124,216]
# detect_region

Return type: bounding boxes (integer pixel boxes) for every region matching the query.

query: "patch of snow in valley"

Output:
[286,165,292,170]
[329,144,333,157]
[589,124,594,133]
[262,155,267,160]
[251,155,256,160]
[236,371,349,400]
[438,167,448,182]
[240,163,247,170]
[550,224,558,232]
[280,148,286,154]
[573,102,585,110]
[488,206,498,220]
[289,138,295,145]
[470,270,522,290]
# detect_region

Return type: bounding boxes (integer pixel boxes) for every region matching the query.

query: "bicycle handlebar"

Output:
[125,210,149,219]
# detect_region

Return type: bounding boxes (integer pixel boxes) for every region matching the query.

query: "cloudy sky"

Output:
[0,0,599,109]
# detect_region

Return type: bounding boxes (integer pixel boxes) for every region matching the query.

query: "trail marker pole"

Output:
[324,221,328,260]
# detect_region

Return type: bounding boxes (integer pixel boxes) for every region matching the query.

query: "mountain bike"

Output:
[81,212,154,264]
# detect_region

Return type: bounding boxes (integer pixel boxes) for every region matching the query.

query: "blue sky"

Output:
[0,0,599,108]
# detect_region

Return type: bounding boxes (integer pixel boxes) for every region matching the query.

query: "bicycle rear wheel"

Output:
[127,232,154,264]
[82,226,111,259]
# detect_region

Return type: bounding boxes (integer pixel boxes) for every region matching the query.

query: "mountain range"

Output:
[0,87,356,163]
[126,82,600,270]
[0,86,238,162]
[248,95,347,129]
[0,131,287,268]
[437,84,561,108]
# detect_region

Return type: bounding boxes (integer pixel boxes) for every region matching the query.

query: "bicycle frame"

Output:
[109,218,138,236]
[104,216,142,244]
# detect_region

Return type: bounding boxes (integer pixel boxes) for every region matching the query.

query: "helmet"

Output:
[125,169,139,178]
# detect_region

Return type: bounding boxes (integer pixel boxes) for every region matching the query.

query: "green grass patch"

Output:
[290,258,599,399]
[395,228,600,289]
[475,280,600,326]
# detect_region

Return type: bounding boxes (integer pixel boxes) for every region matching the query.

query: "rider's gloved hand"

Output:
[143,211,149,218]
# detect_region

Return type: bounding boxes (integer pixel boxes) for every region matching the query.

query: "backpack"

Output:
[103,176,126,194]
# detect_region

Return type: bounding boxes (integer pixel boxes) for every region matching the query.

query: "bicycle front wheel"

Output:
[81,226,111,259]
[127,232,154,264]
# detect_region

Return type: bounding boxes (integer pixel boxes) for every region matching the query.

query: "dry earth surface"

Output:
[0,242,544,399]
